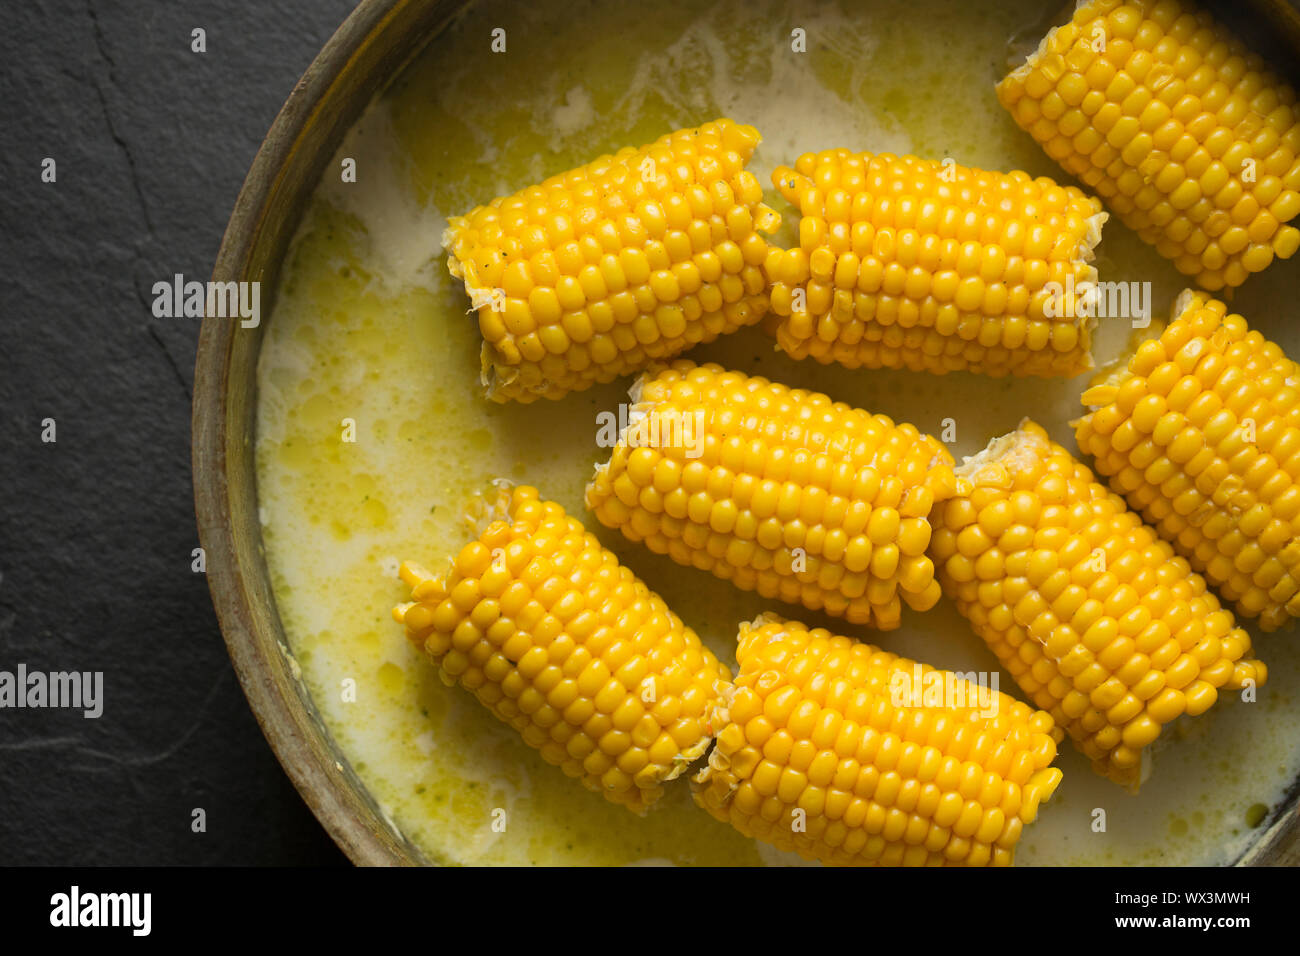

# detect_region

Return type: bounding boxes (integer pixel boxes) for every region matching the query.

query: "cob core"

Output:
[585,361,958,629]
[443,118,779,402]
[930,420,1266,789]
[393,485,732,813]
[1076,289,1300,630]
[766,149,1106,377]
[997,0,1300,291]
[693,614,1063,866]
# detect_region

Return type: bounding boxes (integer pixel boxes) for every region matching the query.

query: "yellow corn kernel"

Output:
[931,420,1266,790]
[998,0,1300,291]
[1076,289,1300,631]
[393,485,731,813]
[444,119,780,402]
[767,150,1106,378]
[586,361,957,630]
[693,614,1063,866]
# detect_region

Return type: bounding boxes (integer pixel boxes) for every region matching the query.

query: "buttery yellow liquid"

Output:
[255,0,1300,864]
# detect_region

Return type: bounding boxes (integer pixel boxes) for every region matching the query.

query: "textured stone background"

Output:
[0,0,359,864]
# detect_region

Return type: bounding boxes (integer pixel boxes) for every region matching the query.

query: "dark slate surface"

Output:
[0,0,359,865]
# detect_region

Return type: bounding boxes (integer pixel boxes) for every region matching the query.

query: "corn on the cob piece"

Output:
[1076,289,1300,631]
[393,485,732,813]
[765,150,1107,377]
[930,420,1267,789]
[584,361,958,629]
[997,0,1300,292]
[442,118,780,403]
[693,614,1063,866]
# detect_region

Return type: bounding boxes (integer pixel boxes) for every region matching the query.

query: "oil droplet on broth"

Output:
[361,497,389,529]
[255,0,1300,865]
[377,661,405,696]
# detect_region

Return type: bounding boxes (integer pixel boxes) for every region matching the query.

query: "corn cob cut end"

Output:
[995,1,1066,95]
[1076,288,1234,415]
[582,367,644,508]
[953,418,1055,492]
[1076,327,1168,413]
[394,483,733,814]
[443,118,780,403]
[1075,289,1218,412]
